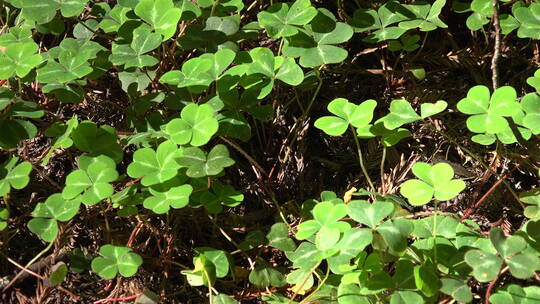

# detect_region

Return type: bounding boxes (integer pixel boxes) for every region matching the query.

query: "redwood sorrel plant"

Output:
[0,0,539,303]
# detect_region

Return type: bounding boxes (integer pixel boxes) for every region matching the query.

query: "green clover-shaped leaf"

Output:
[161,50,236,93]
[7,0,87,23]
[165,104,218,146]
[71,121,123,163]
[377,218,413,253]
[0,157,32,197]
[143,181,193,214]
[347,200,394,228]
[181,248,229,287]
[0,208,9,230]
[257,0,318,38]
[398,0,448,31]
[204,183,244,213]
[490,285,540,304]
[514,3,540,39]
[381,99,421,130]
[506,253,540,279]
[266,222,296,251]
[127,140,181,186]
[521,93,540,134]
[440,278,473,303]
[464,0,493,31]
[247,47,304,88]
[176,144,235,178]
[357,119,412,147]
[349,1,409,43]
[457,85,521,134]
[37,38,104,84]
[327,228,372,274]
[520,188,540,219]
[249,258,286,288]
[489,228,527,259]
[110,25,161,68]
[314,98,377,136]
[285,241,324,270]
[296,201,350,251]
[420,100,448,119]
[464,249,503,282]
[0,41,42,80]
[62,155,118,205]
[388,34,421,52]
[400,162,466,206]
[527,69,540,93]
[42,115,79,165]
[134,0,182,40]
[182,254,216,287]
[282,9,353,67]
[28,193,81,242]
[488,228,540,279]
[91,244,143,279]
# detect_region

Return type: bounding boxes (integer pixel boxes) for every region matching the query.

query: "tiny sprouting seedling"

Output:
[400,162,466,206]
[48,262,68,286]
[91,244,143,279]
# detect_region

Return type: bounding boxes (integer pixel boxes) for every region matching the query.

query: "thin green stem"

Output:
[301,71,322,120]
[412,32,429,62]
[288,261,321,304]
[350,126,375,192]
[3,241,54,291]
[433,199,438,265]
[210,0,221,16]
[277,38,284,56]
[380,146,387,194]
[300,267,330,304]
